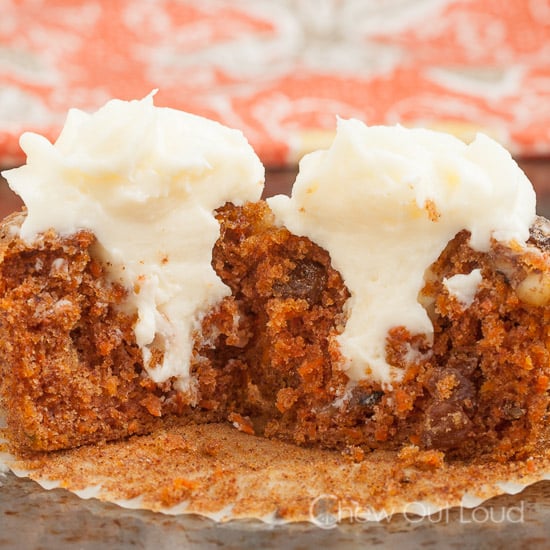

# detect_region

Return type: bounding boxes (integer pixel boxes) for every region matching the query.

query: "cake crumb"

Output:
[341,445,366,463]
[397,445,445,471]
[228,412,255,436]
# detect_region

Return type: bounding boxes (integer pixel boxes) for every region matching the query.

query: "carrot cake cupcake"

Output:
[1,94,548,473]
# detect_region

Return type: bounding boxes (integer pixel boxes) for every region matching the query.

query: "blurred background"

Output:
[1,0,549,218]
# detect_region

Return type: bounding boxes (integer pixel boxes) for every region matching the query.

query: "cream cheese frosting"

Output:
[443,269,483,308]
[268,119,536,386]
[3,93,265,393]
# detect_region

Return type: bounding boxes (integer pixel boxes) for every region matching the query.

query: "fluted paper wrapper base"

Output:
[2,420,550,525]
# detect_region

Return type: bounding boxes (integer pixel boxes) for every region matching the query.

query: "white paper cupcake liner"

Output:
[2,421,550,526]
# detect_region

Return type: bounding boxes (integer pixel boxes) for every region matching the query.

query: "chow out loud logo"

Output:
[309,494,525,529]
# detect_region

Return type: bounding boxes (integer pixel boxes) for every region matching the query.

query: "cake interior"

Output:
[1,202,549,462]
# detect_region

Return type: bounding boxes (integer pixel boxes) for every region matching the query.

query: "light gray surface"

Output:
[2,471,550,549]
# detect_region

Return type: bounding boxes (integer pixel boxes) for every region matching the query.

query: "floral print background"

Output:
[1,0,549,167]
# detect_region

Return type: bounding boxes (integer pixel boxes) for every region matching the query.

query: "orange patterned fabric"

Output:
[1,0,549,167]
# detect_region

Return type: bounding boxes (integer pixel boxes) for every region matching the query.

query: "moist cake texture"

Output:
[1,205,548,460]
[0,96,549,465]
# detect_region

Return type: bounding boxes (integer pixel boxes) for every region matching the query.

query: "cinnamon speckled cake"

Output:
[1,95,549,472]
